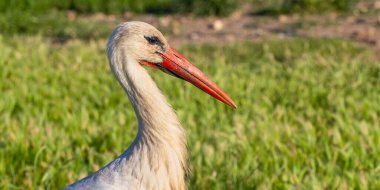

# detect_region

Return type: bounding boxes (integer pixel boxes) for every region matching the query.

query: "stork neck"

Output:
[108,48,187,156]
[108,49,188,188]
[119,55,180,132]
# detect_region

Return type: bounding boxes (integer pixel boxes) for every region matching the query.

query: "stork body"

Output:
[64,22,236,190]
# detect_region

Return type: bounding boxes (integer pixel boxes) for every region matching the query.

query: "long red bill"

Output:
[158,48,237,108]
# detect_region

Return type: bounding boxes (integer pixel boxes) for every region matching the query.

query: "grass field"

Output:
[1,36,380,189]
[0,0,360,39]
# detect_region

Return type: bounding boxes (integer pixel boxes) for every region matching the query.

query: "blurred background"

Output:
[1,0,380,189]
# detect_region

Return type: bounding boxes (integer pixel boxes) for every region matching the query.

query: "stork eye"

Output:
[144,36,160,45]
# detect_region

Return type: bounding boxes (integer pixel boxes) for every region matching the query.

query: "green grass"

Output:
[0,11,120,40]
[0,36,379,189]
[0,0,362,38]
[0,0,360,16]
[0,0,185,14]
[0,0,238,38]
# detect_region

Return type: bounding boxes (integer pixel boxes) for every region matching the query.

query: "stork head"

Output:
[108,21,237,108]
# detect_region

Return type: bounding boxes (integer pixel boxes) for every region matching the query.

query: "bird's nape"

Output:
[140,48,237,108]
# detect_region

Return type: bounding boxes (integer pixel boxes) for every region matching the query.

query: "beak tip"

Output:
[226,100,237,109]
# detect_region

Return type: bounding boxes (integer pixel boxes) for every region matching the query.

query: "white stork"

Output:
[64,21,236,190]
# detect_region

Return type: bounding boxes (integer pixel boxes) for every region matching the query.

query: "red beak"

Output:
[156,48,237,108]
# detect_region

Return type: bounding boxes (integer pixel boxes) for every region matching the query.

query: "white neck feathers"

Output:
[107,40,188,189]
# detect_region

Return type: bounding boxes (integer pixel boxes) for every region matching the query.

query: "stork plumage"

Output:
[64,21,236,190]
